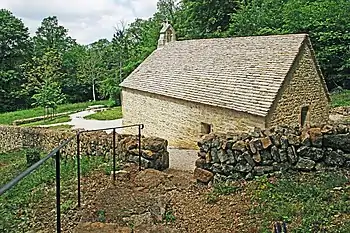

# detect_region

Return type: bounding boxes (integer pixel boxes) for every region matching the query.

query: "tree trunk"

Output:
[92,80,96,102]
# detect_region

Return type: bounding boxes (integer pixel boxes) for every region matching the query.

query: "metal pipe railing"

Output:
[55,150,61,233]
[0,123,144,233]
[0,135,76,195]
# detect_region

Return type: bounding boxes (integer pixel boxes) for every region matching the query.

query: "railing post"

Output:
[77,133,81,208]
[55,150,61,233]
[138,125,142,171]
[113,128,116,181]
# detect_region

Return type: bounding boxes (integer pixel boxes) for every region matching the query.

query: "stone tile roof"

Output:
[120,34,308,117]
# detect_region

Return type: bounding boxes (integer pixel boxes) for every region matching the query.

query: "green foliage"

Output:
[33,16,75,55]
[97,209,106,223]
[331,90,350,107]
[163,209,176,223]
[24,147,41,167]
[251,172,350,232]
[176,0,240,39]
[61,199,74,214]
[0,9,32,112]
[205,192,219,204]
[213,182,238,195]
[205,182,239,204]
[32,81,66,113]
[84,107,123,121]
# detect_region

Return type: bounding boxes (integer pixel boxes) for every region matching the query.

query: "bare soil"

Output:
[72,164,260,233]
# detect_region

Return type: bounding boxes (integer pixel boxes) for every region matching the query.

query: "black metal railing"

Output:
[0,124,144,233]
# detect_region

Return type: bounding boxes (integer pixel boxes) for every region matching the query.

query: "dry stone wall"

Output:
[0,126,169,170]
[195,124,350,183]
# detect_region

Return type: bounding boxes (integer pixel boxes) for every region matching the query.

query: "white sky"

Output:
[0,0,158,44]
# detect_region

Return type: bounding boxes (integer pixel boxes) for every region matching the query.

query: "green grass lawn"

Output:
[0,100,110,125]
[84,107,122,120]
[0,150,111,233]
[22,115,71,127]
[250,172,350,232]
[331,90,350,107]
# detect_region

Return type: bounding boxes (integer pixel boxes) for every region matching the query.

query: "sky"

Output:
[0,0,158,44]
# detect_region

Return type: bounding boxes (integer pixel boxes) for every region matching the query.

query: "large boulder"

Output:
[194,167,214,183]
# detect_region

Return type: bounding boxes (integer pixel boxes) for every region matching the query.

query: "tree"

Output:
[0,9,32,112]
[157,0,178,23]
[78,39,111,101]
[61,44,91,103]
[25,49,64,92]
[32,81,65,117]
[33,16,75,56]
[176,0,240,39]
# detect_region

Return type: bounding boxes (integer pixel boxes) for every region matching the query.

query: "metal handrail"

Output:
[0,123,144,233]
[0,135,76,195]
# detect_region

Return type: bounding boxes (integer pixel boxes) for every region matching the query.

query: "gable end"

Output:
[266,35,330,127]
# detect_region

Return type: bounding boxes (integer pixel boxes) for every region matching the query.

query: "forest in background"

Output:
[1,0,349,113]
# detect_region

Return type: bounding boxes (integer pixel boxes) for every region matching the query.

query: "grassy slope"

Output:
[0,150,110,233]
[0,100,109,125]
[331,90,350,107]
[250,172,350,232]
[84,107,123,120]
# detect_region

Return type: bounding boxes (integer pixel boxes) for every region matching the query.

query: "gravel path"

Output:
[168,148,197,171]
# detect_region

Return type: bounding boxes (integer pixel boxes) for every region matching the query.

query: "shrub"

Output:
[24,147,41,167]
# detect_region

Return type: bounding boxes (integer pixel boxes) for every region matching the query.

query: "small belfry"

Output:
[157,21,176,48]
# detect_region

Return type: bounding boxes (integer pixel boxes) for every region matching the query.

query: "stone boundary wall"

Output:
[0,126,169,170]
[194,125,350,183]
[330,106,350,117]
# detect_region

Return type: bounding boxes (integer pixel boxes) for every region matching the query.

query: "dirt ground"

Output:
[72,164,260,233]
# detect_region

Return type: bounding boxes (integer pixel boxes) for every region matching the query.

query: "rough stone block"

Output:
[308,128,323,147]
[323,134,350,153]
[324,150,345,166]
[295,158,316,171]
[260,136,272,149]
[271,146,281,162]
[194,168,214,183]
